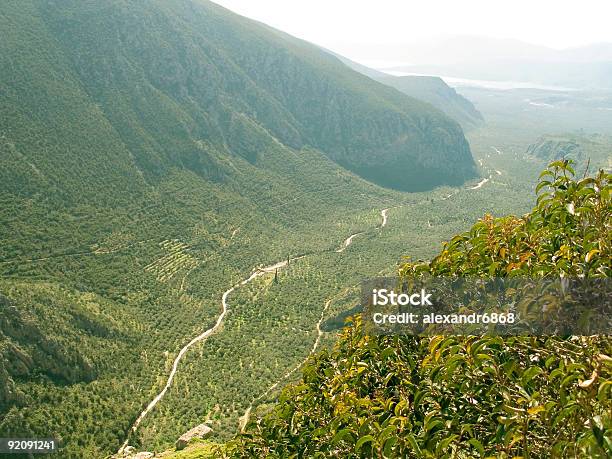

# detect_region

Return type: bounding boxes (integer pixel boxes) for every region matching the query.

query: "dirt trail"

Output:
[380,208,389,228]
[336,232,364,253]
[470,177,490,190]
[117,258,298,455]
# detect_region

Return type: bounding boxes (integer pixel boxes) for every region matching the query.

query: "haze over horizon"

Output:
[211,0,612,64]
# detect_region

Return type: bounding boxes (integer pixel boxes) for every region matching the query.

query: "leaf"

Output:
[382,436,398,458]
[548,160,567,169]
[414,390,426,409]
[378,426,396,443]
[406,434,422,456]
[468,438,485,456]
[355,435,374,452]
[561,374,581,388]
[539,169,554,179]
[331,428,354,445]
[521,366,543,385]
[578,369,598,389]
[576,187,595,196]
[425,418,444,433]
[437,434,458,452]
[536,180,552,194]
[394,399,407,417]
[597,381,612,403]
[585,249,600,263]
[527,405,545,416]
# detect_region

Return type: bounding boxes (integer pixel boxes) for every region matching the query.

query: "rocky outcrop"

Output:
[527,137,583,162]
[175,423,213,450]
[112,446,153,459]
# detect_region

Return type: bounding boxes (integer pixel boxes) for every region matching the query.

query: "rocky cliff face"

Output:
[527,138,583,161]
[526,134,612,172]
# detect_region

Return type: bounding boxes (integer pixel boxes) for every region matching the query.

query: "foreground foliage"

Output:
[227,162,611,458]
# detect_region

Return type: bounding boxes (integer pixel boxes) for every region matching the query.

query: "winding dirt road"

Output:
[336,208,390,253]
[470,177,491,190]
[118,258,297,454]
[380,208,389,228]
[336,232,363,253]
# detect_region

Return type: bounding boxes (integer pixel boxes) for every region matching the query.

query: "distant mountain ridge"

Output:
[351,36,612,90]
[377,75,484,129]
[330,53,484,130]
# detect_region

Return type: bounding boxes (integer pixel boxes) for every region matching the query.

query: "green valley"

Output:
[0,0,610,458]
[0,0,477,456]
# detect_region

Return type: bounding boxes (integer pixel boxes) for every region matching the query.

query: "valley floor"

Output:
[121,145,538,454]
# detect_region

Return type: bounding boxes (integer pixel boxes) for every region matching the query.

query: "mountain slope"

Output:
[0,0,475,196]
[334,54,484,129]
[526,133,612,171]
[376,75,484,130]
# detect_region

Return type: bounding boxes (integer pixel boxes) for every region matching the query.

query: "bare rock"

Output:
[176,423,213,450]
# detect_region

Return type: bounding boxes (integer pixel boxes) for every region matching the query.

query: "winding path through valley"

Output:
[470,177,490,190]
[336,232,363,252]
[118,209,391,455]
[380,208,389,228]
[118,259,298,454]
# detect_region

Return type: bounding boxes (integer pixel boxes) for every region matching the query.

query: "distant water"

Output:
[379,69,577,91]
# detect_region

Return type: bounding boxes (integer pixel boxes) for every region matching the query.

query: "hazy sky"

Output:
[211,0,612,59]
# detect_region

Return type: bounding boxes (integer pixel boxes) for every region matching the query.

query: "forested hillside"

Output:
[527,133,612,172]
[225,162,611,458]
[1,0,475,195]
